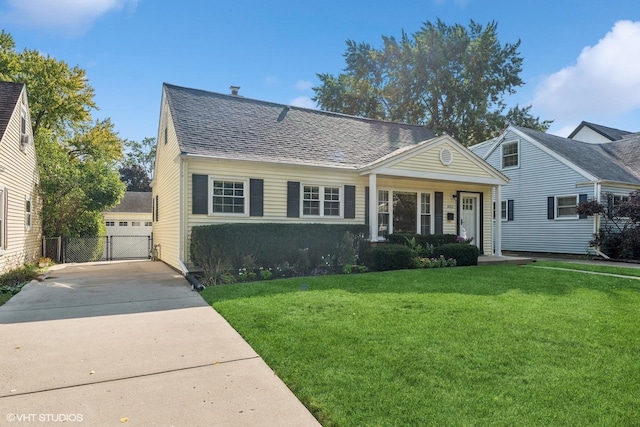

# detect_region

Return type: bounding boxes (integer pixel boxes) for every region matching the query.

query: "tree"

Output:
[313,19,552,145]
[1,31,124,236]
[120,164,151,192]
[577,191,640,259]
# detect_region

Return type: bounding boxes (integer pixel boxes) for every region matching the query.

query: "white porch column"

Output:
[495,185,503,256]
[368,174,378,241]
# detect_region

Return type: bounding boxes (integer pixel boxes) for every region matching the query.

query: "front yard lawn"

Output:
[201,264,640,426]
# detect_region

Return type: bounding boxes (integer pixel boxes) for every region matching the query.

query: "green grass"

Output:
[533,260,640,277]
[201,265,640,426]
[0,292,11,306]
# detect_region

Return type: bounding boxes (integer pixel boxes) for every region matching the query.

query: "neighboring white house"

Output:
[567,121,633,144]
[0,81,42,273]
[470,125,640,255]
[102,191,152,259]
[151,83,509,274]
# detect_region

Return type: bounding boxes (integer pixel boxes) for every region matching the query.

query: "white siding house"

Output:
[471,125,640,255]
[0,82,42,273]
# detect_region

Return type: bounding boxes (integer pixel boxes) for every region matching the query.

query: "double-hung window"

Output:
[105,221,115,227]
[420,193,431,235]
[556,195,578,219]
[302,185,341,217]
[502,141,519,169]
[212,179,247,214]
[378,190,389,237]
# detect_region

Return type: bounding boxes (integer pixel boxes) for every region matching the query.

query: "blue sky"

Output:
[1,0,639,143]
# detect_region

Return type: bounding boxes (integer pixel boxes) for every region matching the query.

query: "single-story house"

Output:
[102,191,153,259]
[470,124,640,255]
[151,83,509,274]
[0,81,42,273]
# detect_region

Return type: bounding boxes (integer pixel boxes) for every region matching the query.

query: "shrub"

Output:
[190,224,367,274]
[0,264,40,295]
[433,243,479,266]
[387,233,458,248]
[363,244,414,271]
[415,255,457,268]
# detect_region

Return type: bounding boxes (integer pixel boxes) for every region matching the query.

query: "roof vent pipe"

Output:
[230,85,240,96]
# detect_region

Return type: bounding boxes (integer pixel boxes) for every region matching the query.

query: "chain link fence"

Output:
[42,236,152,263]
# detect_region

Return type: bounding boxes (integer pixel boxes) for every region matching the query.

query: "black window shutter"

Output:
[344,185,356,219]
[547,197,554,220]
[250,179,264,217]
[192,174,208,214]
[435,192,444,235]
[578,194,587,219]
[155,195,159,222]
[508,199,514,221]
[364,186,370,227]
[287,181,300,218]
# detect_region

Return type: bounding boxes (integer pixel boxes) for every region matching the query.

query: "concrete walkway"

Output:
[0,260,320,426]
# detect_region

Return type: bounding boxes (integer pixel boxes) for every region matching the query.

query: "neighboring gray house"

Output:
[567,121,633,144]
[470,125,640,255]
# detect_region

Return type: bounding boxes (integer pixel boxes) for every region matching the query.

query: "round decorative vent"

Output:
[440,148,453,165]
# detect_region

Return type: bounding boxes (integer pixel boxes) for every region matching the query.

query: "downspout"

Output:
[495,185,502,256]
[177,155,204,291]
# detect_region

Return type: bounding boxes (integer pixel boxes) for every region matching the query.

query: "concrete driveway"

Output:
[0,260,320,426]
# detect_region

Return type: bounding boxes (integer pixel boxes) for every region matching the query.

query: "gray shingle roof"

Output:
[107,192,152,213]
[163,83,435,168]
[514,126,640,184]
[567,121,633,141]
[0,81,24,142]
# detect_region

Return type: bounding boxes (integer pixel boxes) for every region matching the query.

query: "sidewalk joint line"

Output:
[0,355,261,399]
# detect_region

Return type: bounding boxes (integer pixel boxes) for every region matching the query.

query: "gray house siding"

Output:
[483,130,595,254]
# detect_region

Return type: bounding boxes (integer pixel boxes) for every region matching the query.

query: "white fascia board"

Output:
[368,167,508,185]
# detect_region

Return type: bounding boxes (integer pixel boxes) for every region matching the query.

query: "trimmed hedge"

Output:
[387,233,458,248]
[362,244,414,271]
[190,223,367,272]
[433,243,480,266]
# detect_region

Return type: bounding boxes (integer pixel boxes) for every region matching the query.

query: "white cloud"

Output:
[3,0,138,36]
[534,20,640,122]
[294,80,313,91]
[289,96,316,109]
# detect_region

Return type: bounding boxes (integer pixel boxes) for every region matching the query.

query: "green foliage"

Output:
[0,31,125,237]
[578,191,640,260]
[120,137,156,191]
[313,19,552,145]
[190,224,367,276]
[433,243,480,266]
[415,255,457,268]
[362,244,414,271]
[387,233,458,249]
[0,264,40,295]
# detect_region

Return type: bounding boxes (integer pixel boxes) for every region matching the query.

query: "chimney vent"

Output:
[230,85,240,96]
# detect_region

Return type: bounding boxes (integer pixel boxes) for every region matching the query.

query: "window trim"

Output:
[555,194,579,220]
[501,140,520,170]
[209,177,249,216]
[300,184,343,218]
[377,188,434,237]
[25,195,32,231]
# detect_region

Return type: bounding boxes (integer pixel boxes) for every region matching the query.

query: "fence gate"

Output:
[42,236,152,263]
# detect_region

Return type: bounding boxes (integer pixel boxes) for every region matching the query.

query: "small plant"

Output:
[0,264,40,295]
[259,268,272,280]
[343,264,368,274]
[238,267,257,282]
[415,255,457,268]
[201,258,236,286]
[38,257,53,268]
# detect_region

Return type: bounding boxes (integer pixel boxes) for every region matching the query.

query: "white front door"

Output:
[459,193,479,247]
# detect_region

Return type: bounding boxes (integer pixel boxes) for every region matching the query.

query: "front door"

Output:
[459,193,479,247]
